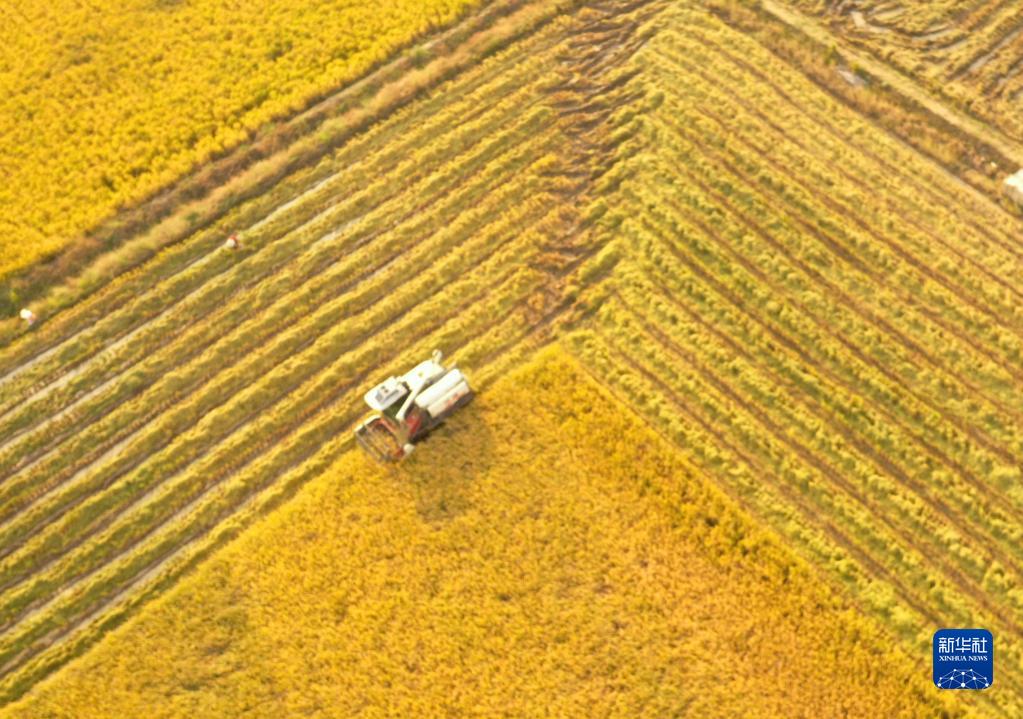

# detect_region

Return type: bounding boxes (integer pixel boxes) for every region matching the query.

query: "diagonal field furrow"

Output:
[0,30,556,402]
[615,227,1023,587]
[685,26,1023,264]
[641,121,1023,476]
[0,163,562,628]
[645,86,1023,463]
[612,278,1023,634]
[0,241,555,677]
[0,80,539,421]
[672,34,1023,344]
[0,0,646,701]
[561,7,1023,715]
[0,87,543,452]
[655,36,1023,339]
[0,126,563,582]
[624,211,1023,584]
[0,99,555,498]
[621,127,1023,589]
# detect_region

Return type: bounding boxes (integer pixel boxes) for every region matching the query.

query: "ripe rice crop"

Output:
[0,348,952,718]
[1,0,1021,714]
[566,5,1023,715]
[0,0,484,280]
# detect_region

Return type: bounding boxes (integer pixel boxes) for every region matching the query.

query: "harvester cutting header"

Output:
[354,350,473,462]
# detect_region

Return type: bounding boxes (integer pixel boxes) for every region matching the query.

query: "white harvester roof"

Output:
[364,377,406,411]
[402,358,446,393]
[363,357,447,411]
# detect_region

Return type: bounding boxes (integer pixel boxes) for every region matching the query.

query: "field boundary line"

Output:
[0,264,574,704]
[0,184,557,618]
[0,99,551,476]
[574,324,939,624]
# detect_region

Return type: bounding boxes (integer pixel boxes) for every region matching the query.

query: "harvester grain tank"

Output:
[354,350,473,461]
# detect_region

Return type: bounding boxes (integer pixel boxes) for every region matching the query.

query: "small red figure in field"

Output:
[224,233,240,250]
[19,308,36,326]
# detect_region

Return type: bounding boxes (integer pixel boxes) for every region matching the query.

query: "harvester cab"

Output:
[354,350,474,462]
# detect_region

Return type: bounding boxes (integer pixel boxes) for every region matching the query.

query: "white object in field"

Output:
[224,233,240,250]
[363,354,446,413]
[364,376,406,411]
[354,349,473,462]
[19,308,36,325]
[836,67,867,88]
[414,368,470,418]
[1005,170,1023,205]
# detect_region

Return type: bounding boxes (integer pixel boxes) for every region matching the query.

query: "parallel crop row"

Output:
[0,46,550,411]
[3,1,1020,716]
[567,7,1023,717]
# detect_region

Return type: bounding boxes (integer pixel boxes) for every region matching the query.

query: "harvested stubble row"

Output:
[0,347,953,718]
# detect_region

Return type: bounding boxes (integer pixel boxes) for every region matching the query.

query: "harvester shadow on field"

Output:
[391,398,495,524]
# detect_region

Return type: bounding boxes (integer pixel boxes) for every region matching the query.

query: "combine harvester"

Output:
[354,350,473,462]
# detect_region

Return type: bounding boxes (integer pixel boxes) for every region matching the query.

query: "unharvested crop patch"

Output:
[566,6,1023,715]
[0,0,489,280]
[0,0,641,701]
[0,348,950,718]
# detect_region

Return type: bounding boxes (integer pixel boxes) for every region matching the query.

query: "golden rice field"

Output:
[0,0,483,280]
[788,0,1023,144]
[1,0,1022,715]
[0,349,952,718]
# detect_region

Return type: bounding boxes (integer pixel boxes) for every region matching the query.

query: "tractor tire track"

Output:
[605,293,1023,638]
[0,85,523,422]
[619,270,1023,610]
[580,324,941,628]
[635,152,1023,498]
[0,251,544,666]
[628,230,1023,578]
[690,31,1023,300]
